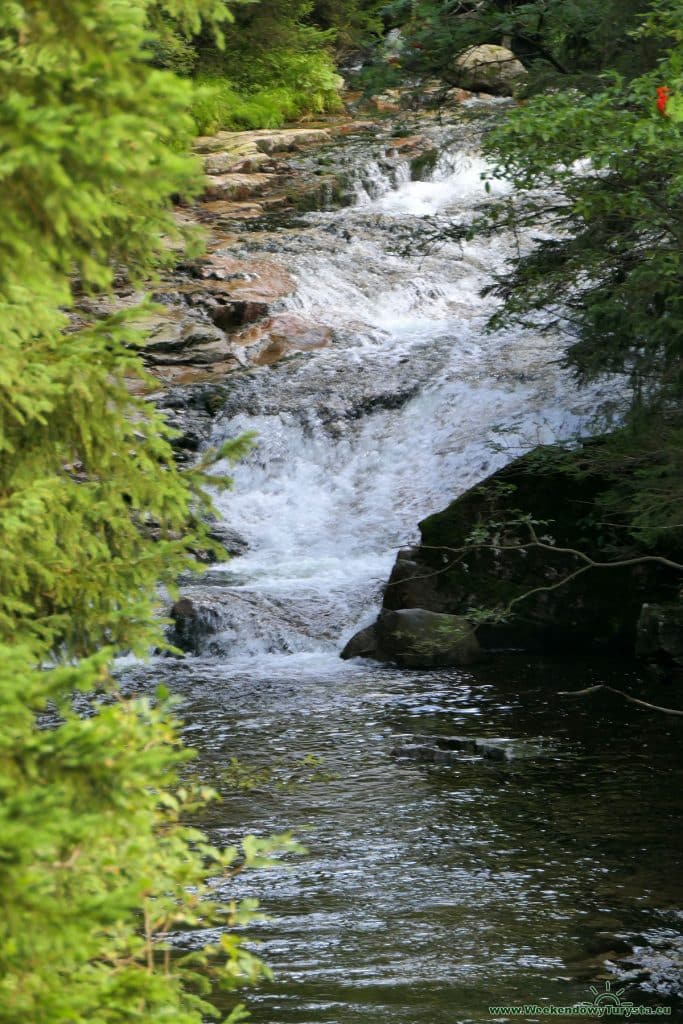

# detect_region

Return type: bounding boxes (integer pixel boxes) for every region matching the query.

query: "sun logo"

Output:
[587,981,634,1008]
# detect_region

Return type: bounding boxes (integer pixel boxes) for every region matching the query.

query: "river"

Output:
[124,106,683,1022]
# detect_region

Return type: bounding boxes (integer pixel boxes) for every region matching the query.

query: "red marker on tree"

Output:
[657,86,670,115]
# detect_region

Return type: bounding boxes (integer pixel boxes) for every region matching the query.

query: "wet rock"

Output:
[187,524,249,563]
[207,300,270,332]
[144,318,226,360]
[169,596,223,654]
[452,44,527,96]
[377,448,682,657]
[340,624,381,661]
[376,608,480,668]
[207,524,249,558]
[232,313,334,365]
[636,603,683,672]
[152,384,227,457]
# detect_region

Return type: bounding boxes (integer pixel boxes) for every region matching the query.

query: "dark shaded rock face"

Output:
[377,608,480,667]
[341,608,479,668]
[348,448,682,666]
[401,451,680,656]
[340,624,379,661]
[169,596,225,654]
[636,603,683,672]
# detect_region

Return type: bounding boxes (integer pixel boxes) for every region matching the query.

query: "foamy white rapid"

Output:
[194,124,609,666]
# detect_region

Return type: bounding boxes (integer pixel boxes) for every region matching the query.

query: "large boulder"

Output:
[452,45,527,96]
[377,609,480,668]
[341,608,480,668]
[383,548,442,612]
[375,447,682,657]
[340,624,381,661]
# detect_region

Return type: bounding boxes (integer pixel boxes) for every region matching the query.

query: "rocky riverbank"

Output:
[75,97,487,464]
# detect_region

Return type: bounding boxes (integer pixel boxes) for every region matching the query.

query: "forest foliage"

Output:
[476,0,683,550]
[0,3,301,1022]
[156,0,386,132]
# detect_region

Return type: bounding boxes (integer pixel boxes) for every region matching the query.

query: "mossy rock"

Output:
[410,148,439,181]
[376,608,480,668]
[385,447,681,654]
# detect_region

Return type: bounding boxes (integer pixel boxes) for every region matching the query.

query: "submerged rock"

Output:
[390,734,544,764]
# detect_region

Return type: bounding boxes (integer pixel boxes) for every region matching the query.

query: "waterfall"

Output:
[184,124,607,668]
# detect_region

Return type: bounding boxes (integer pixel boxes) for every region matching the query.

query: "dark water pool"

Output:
[126,652,683,1023]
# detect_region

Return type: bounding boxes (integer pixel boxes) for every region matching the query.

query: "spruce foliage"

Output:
[0,3,300,1021]
[475,0,683,548]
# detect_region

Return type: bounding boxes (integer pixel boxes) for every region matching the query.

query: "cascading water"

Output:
[188,121,608,666]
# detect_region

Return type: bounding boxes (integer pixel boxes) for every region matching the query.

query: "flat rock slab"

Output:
[204,173,277,201]
[204,150,273,175]
[195,127,330,156]
[199,199,265,221]
[183,253,295,303]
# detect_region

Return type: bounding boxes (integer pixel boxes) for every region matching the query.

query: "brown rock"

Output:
[234,313,333,365]
[203,172,277,201]
[386,135,427,154]
[185,254,295,303]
